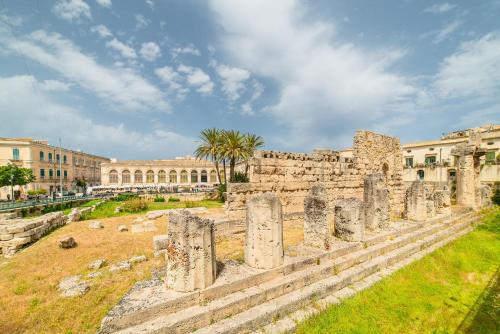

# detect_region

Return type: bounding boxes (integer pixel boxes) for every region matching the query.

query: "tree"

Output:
[194,128,223,184]
[243,133,264,177]
[221,130,247,182]
[75,178,87,192]
[0,164,35,201]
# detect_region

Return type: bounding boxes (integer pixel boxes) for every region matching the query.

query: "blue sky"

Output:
[0,0,499,159]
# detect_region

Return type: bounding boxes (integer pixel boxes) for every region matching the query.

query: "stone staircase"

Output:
[101,211,478,334]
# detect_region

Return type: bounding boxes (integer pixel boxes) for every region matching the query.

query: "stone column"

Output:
[434,188,451,215]
[363,174,389,230]
[245,193,284,269]
[166,210,216,292]
[334,198,364,242]
[405,181,427,221]
[304,185,329,249]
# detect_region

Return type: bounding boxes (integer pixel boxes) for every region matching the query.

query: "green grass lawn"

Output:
[295,207,500,334]
[79,198,223,220]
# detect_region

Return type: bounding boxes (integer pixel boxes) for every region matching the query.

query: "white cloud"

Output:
[140,42,161,61]
[41,79,72,92]
[145,0,154,9]
[215,63,251,101]
[171,45,201,57]
[241,80,264,115]
[0,75,194,159]
[435,33,500,99]
[90,24,112,38]
[424,3,456,14]
[210,0,415,148]
[106,38,137,59]
[96,0,112,8]
[0,29,169,113]
[155,66,189,100]
[52,0,91,22]
[135,14,150,29]
[178,64,214,95]
[0,13,24,26]
[433,20,462,44]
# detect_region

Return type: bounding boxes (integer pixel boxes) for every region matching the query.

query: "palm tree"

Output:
[221,130,246,182]
[243,133,264,177]
[194,128,223,184]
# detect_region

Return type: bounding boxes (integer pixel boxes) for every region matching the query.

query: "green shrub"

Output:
[234,172,249,183]
[492,184,500,206]
[217,183,226,202]
[168,197,180,202]
[153,196,165,202]
[184,201,196,208]
[115,193,138,202]
[122,199,148,212]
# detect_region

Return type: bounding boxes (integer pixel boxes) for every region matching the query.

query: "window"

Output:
[417,170,425,180]
[485,151,496,163]
[40,169,45,179]
[405,157,414,167]
[56,154,61,162]
[146,170,154,183]
[134,170,143,183]
[424,155,436,165]
[448,169,456,180]
[39,151,44,161]
[63,170,68,179]
[169,170,178,183]
[48,153,53,162]
[63,155,67,164]
[429,147,435,151]
[49,169,54,178]
[12,148,20,160]
[191,170,198,183]
[109,170,118,184]
[158,170,166,183]
[57,169,61,177]
[210,170,217,183]
[122,170,131,184]
[180,170,188,183]
[200,170,208,183]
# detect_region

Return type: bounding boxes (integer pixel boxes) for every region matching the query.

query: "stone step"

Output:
[111,213,476,334]
[192,217,476,334]
[256,225,474,334]
[102,213,468,333]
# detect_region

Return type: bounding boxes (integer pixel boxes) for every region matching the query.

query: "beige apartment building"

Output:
[0,137,110,200]
[401,124,500,183]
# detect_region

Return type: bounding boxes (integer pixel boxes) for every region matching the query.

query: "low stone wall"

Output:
[0,212,67,257]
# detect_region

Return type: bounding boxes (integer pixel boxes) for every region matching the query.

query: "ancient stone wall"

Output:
[226,130,405,220]
[0,212,67,257]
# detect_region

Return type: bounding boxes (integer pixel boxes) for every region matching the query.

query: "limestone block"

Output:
[363,174,389,230]
[405,181,428,221]
[129,255,147,264]
[58,275,89,297]
[480,185,492,208]
[303,185,329,249]
[59,236,76,249]
[153,234,169,251]
[89,221,104,229]
[334,198,365,242]
[434,189,451,215]
[109,261,131,273]
[166,210,216,292]
[117,225,128,232]
[88,259,106,270]
[426,200,436,218]
[244,193,284,269]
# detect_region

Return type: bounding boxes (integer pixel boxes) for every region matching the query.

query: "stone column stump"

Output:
[304,185,329,249]
[434,189,451,215]
[334,198,365,242]
[405,181,428,221]
[166,210,216,292]
[363,174,390,230]
[245,193,284,269]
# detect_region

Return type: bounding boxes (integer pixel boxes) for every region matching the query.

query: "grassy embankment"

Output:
[295,207,500,334]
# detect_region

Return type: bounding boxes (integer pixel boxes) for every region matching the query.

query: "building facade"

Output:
[98,156,224,192]
[402,125,500,184]
[0,137,110,199]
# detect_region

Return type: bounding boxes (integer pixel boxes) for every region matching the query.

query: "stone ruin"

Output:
[225,130,405,221]
[166,210,216,292]
[334,198,365,242]
[405,181,452,221]
[303,185,329,249]
[244,193,284,269]
[363,173,389,230]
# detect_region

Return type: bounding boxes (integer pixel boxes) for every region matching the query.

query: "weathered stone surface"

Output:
[245,193,284,269]
[363,174,389,230]
[166,210,216,292]
[303,185,329,249]
[89,221,104,229]
[146,210,168,220]
[129,255,147,264]
[480,185,493,208]
[114,206,123,214]
[59,236,76,249]
[87,271,103,279]
[0,212,18,220]
[153,235,168,251]
[68,208,81,222]
[334,198,365,242]
[58,275,90,297]
[131,221,157,233]
[118,225,128,232]
[405,181,427,221]
[109,261,132,273]
[434,189,451,215]
[89,259,107,270]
